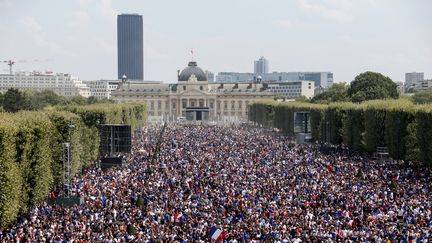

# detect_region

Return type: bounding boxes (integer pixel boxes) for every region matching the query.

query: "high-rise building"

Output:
[254,56,269,74]
[405,72,424,91]
[117,14,143,80]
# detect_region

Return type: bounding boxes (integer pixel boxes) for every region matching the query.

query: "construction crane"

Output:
[1,59,54,75]
[1,60,15,75]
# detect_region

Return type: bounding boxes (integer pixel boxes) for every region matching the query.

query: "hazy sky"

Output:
[0,0,431,83]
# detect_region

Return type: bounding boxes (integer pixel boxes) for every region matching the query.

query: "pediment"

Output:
[179,89,212,96]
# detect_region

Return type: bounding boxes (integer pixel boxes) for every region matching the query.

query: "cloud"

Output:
[145,43,169,60]
[297,0,354,22]
[273,19,316,31]
[99,0,117,22]
[21,16,42,33]
[337,34,353,42]
[95,38,115,54]
[69,11,91,27]
[20,16,74,56]
[0,0,13,9]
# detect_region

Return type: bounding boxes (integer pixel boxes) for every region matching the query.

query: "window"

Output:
[199,99,204,107]
[183,86,186,91]
[200,86,203,90]
[172,102,176,109]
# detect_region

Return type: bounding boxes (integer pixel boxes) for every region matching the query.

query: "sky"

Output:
[0,0,431,83]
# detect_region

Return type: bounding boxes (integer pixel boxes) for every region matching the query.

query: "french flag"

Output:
[208,226,226,241]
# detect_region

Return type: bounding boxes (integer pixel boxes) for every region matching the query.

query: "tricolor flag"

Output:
[171,213,183,223]
[208,226,226,241]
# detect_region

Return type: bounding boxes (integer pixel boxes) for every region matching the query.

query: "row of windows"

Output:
[270,86,301,90]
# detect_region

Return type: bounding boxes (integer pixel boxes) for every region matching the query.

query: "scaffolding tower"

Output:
[63,142,71,198]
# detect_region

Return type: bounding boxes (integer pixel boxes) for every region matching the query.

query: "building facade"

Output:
[117,14,143,80]
[83,80,120,99]
[266,81,315,99]
[0,72,90,97]
[254,56,269,74]
[216,71,333,88]
[405,72,429,92]
[111,60,275,120]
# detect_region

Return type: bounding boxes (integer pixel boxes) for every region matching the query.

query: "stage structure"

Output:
[48,141,84,207]
[294,111,312,144]
[99,124,132,155]
[99,124,131,169]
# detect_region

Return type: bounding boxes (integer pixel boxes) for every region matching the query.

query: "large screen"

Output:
[99,124,131,155]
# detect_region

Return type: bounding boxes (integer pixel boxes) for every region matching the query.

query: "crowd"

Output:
[1,123,431,242]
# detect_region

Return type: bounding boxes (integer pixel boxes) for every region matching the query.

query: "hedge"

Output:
[249,100,432,166]
[0,103,147,227]
[0,118,22,227]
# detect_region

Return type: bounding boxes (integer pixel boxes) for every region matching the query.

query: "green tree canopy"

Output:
[348,71,398,103]
[0,89,116,112]
[311,82,349,104]
[27,90,67,110]
[1,88,31,112]
[411,91,432,104]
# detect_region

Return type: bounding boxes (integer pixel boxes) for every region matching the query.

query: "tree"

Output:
[69,96,87,105]
[87,96,99,104]
[311,82,349,103]
[1,88,31,112]
[348,72,398,103]
[295,95,310,102]
[411,91,432,104]
[28,90,66,110]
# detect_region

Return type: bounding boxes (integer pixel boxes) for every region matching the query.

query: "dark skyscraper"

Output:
[117,14,143,80]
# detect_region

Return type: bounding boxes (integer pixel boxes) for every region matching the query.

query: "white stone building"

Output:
[111,60,275,121]
[83,80,120,99]
[0,72,90,97]
[265,81,315,99]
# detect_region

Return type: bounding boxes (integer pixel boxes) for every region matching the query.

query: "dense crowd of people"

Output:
[1,123,431,242]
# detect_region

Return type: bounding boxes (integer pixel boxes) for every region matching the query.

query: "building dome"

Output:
[178,61,207,81]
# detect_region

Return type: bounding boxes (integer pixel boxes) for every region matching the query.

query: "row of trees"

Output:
[249,100,432,166]
[0,103,147,227]
[311,81,432,105]
[0,88,114,113]
[311,71,399,104]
